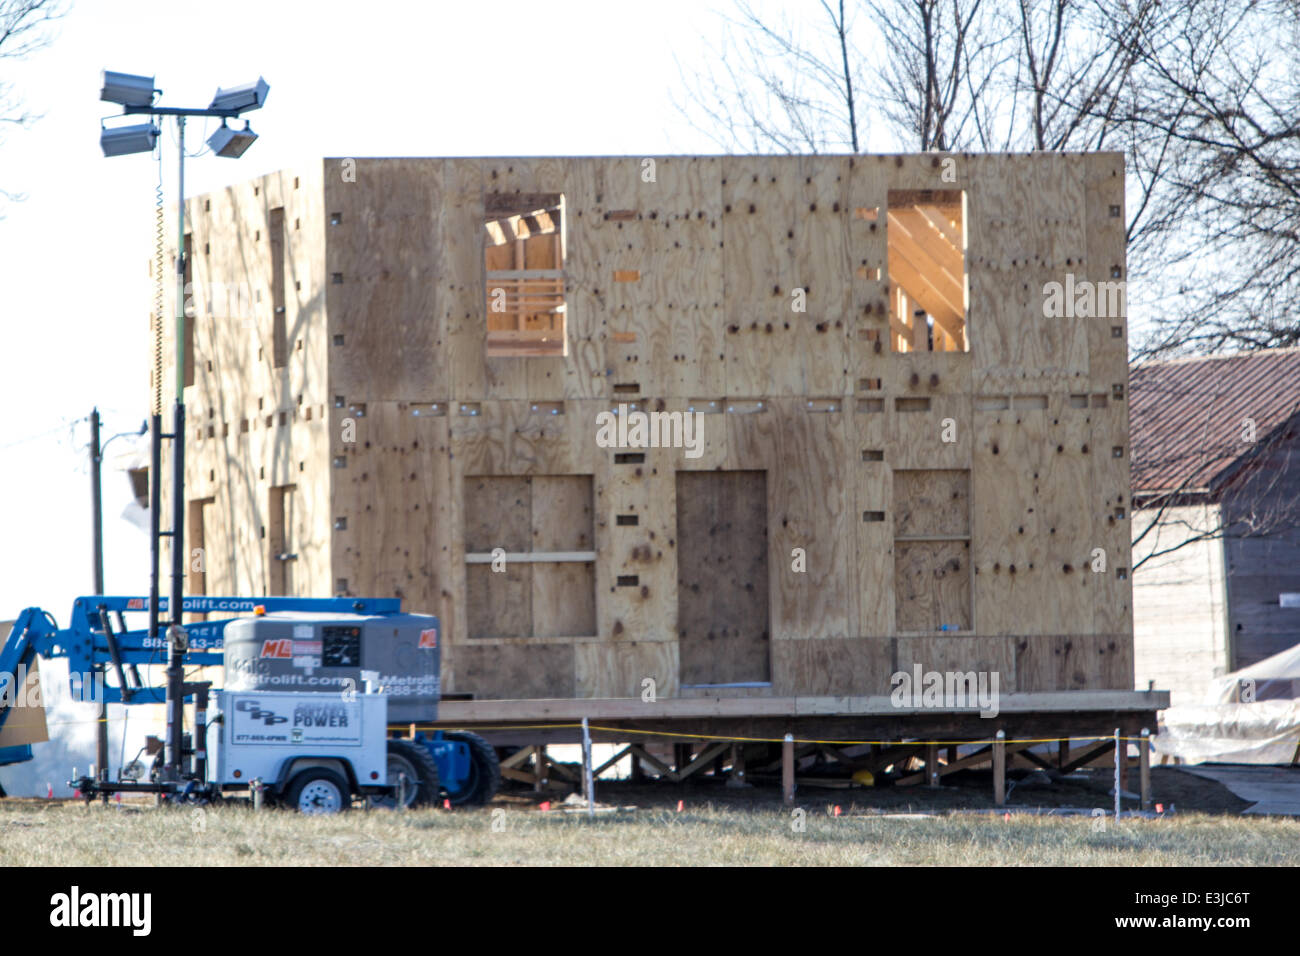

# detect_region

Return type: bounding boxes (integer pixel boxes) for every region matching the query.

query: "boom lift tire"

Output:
[442,731,501,806]
[370,738,440,809]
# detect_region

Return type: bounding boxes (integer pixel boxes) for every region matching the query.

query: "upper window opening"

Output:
[484,192,566,357]
[269,206,287,368]
[886,189,967,353]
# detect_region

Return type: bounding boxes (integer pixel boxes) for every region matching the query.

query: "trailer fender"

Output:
[275,757,357,797]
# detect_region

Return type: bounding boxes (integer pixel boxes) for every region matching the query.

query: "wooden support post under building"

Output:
[534,744,548,793]
[782,733,795,806]
[993,730,1006,806]
[674,743,691,775]
[926,744,940,787]
[726,742,747,789]
[1139,727,1151,810]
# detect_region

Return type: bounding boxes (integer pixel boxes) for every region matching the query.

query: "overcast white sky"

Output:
[0,0,772,793]
[0,0,746,619]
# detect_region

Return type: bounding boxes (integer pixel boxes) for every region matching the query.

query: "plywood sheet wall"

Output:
[158,163,331,606]
[172,153,1134,699]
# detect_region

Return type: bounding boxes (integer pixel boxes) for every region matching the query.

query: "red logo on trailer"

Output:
[260,639,293,659]
[418,628,438,649]
[127,598,145,610]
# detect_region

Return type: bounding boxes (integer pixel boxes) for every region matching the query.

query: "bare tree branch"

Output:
[0,0,68,210]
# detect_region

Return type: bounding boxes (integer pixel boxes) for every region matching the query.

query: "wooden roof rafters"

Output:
[484,208,561,246]
[885,190,968,349]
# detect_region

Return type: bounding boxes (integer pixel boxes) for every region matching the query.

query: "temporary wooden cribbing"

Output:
[782,734,795,806]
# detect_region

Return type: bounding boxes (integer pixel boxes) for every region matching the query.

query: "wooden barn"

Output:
[158,153,1136,707]
[1131,348,1300,706]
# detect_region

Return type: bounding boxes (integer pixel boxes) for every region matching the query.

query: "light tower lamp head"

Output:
[100,121,158,157]
[207,120,259,158]
[209,77,270,114]
[100,70,157,107]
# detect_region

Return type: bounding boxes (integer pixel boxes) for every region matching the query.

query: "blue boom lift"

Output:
[0,594,499,806]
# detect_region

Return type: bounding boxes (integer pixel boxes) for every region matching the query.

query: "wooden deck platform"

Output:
[422,691,1169,805]
[430,691,1168,743]
[437,690,1166,720]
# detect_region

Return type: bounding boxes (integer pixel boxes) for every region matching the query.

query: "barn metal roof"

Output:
[1130,347,1300,494]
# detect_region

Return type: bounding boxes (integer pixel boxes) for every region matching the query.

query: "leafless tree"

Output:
[1130,403,1300,572]
[0,0,66,208]
[676,0,1015,152]
[677,0,1298,360]
[675,0,867,153]
[677,0,1300,565]
[864,0,1012,150]
[1131,458,1300,571]
[1118,0,1300,358]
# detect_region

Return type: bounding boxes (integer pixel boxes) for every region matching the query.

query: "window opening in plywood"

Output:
[267,484,298,596]
[886,189,967,354]
[270,206,288,368]
[464,475,596,639]
[484,192,566,357]
[676,471,770,685]
[892,469,972,632]
[187,497,213,603]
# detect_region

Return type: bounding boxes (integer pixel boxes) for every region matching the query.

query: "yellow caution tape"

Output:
[408,722,1149,747]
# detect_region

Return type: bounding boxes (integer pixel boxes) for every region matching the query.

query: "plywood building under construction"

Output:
[159,153,1134,703]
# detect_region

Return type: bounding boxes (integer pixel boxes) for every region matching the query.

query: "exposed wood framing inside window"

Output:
[484,192,566,357]
[887,189,967,353]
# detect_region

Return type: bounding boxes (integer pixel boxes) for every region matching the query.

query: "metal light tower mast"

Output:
[100,70,268,779]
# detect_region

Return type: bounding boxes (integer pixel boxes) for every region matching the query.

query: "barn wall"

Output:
[1221,428,1300,669]
[1132,503,1230,706]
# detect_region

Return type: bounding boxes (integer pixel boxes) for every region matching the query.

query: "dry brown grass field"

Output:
[2,794,1297,867]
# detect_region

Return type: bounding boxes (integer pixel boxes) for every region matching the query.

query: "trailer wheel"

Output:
[443,731,501,806]
[285,768,350,815]
[369,739,440,809]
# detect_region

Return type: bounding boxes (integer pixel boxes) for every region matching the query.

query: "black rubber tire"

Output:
[284,768,351,814]
[371,739,440,809]
[443,731,501,806]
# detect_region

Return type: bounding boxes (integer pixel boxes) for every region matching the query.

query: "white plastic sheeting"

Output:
[1155,700,1300,764]
[1205,641,1300,704]
[1155,641,1300,765]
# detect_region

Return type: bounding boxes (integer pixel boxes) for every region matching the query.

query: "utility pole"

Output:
[91,409,104,597]
[89,410,149,793]
[90,408,109,795]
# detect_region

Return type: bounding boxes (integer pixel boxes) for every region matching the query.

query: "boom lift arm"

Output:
[0,595,400,767]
